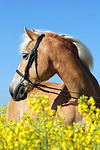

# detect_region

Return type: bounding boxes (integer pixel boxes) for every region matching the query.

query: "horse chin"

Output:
[10,83,27,101]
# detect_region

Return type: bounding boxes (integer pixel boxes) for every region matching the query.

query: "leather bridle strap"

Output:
[17,33,45,81]
[25,33,45,80]
[16,69,78,99]
[16,69,100,102]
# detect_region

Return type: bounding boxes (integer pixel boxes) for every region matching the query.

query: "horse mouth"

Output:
[9,83,27,101]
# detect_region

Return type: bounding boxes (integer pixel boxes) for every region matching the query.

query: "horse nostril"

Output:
[16,84,27,100]
[18,85,26,97]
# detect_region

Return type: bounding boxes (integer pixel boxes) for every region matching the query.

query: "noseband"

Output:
[16,33,45,82]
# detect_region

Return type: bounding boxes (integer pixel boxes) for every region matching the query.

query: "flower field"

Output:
[0,95,100,150]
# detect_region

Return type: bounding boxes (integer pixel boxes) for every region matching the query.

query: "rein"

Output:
[16,69,78,99]
[16,33,100,104]
[16,70,100,105]
[16,69,100,104]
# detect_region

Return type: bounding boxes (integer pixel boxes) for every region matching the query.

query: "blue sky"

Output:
[0,0,100,107]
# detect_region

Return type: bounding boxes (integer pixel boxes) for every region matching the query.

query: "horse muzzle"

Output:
[9,83,27,101]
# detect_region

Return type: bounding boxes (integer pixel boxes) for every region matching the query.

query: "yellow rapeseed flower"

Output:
[0,95,100,149]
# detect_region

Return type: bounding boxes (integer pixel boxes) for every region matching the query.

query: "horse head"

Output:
[9,28,57,101]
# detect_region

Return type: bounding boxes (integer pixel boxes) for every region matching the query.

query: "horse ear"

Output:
[24,27,38,40]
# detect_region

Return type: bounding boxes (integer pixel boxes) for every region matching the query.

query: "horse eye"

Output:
[22,53,29,60]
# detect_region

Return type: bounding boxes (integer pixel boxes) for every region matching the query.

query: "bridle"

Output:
[16,34,100,103]
[17,33,45,81]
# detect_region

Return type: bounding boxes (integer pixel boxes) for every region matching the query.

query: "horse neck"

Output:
[50,44,96,98]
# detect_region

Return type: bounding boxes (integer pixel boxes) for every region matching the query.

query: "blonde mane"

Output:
[19,30,93,70]
[61,34,93,70]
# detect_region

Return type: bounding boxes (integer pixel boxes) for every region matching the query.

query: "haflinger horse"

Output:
[8,27,100,125]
